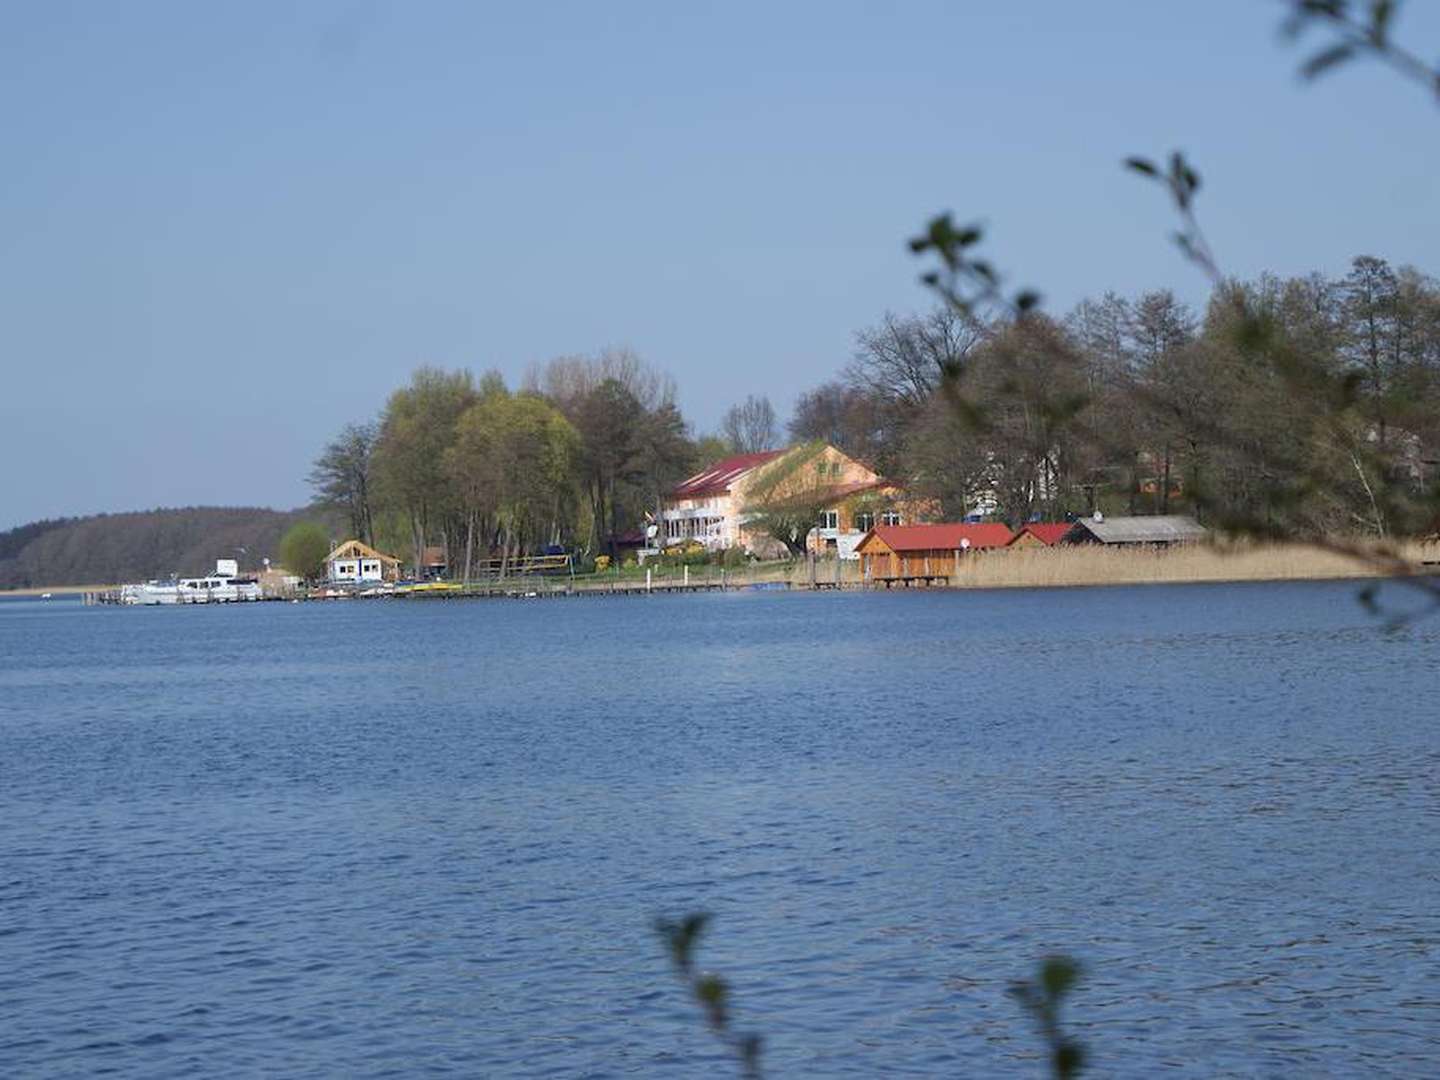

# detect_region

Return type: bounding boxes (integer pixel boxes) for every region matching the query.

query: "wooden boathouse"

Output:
[855,523,1014,586]
[1060,514,1207,547]
[1007,522,1073,548]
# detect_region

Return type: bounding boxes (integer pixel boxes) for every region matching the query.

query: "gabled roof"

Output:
[1009,523,1072,546]
[324,539,400,564]
[1065,515,1207,544]
[863,523,1014,552]
[671,450,786,498]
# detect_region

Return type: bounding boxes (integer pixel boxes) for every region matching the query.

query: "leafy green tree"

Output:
[278,522,330,582]
[525,350,694,556]
[951,315,1091,528]
[741,442,843,558]
[445,390,582,580]
[690,433,734,471]
[635,400,696,535]
[490,394,581,574]
[445,394,503,585]
[372,367,478,576]
[573,377,647,556]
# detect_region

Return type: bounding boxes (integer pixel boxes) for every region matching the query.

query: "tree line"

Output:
[310,255,1440,577]
[0,507,325,589]
[311,350,720,578]
[791,255,1440,538]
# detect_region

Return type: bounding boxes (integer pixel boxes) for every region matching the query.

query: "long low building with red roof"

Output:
[854,523,1014,582]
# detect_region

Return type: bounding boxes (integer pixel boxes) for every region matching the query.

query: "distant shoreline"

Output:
[1,584,115,598]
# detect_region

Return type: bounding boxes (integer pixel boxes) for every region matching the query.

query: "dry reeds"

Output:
[944,539,1439,590]
[756,539,1440,591]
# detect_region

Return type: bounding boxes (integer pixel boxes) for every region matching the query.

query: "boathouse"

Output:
[324,540,401,584]
[1060,514,1207,546]
[855,523,1013,584]
[1007,523,1073,548]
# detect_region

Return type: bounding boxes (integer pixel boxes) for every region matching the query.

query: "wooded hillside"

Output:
[0,507,339,588]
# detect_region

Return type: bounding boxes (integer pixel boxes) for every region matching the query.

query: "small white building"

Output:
[324,540,400,584]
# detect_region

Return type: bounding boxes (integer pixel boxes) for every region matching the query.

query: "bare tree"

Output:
[308,421,377,544]
[523,346,676,415]
[789,381,886,464]
[720,394,778,453]
[848,307,986,412]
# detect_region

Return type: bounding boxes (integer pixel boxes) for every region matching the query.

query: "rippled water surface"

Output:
[2,582,1438,1077]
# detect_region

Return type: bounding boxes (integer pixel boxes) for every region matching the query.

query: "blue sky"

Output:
[3,1,1439,528]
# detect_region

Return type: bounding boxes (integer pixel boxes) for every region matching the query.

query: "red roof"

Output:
[866,523,1013,552]
[670,450,785,498]
[1009,522,1072,546]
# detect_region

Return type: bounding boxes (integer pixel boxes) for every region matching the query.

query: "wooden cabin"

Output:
[324,540,401,584]
[855,523,1014,584]
[1007,523,1073,548]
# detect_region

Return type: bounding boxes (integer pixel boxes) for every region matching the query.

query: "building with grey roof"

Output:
[1061,514,1208,546]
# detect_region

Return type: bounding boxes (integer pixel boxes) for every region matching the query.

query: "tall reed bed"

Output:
[949,540,1439,590]
[763,540,1439,591]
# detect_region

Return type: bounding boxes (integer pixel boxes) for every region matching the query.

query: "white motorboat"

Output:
[120,559,263,605]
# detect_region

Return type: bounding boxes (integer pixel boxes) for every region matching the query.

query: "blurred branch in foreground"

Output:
[655,913,763,1079]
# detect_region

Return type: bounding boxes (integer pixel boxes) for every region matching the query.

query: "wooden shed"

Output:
[855,523,1014,585]
[324,539,401,584]
[1061,514,1207,546]
[1007,523,1073,548]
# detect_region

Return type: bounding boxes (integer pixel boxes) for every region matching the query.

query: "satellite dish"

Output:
[1093,510,1104,523]
[263,557,271,568]
[960,538,971,550]
[645,524,658,540]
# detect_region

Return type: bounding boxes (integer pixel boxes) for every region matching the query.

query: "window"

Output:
[830,461,842,478]
[881,511,902,526]
[819,510,839,530]
[855,512,875,532]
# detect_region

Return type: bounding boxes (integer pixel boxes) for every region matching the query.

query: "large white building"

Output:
[660,445,919,557]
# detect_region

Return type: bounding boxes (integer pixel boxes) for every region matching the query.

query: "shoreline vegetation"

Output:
[17,540,1437,600]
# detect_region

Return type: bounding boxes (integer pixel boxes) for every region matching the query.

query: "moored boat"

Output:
[120,559,263,605]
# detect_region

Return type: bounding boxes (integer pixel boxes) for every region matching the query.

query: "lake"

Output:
[1,581,1437,1077]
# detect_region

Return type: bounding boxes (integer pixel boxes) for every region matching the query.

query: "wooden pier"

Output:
[871,574,953,589]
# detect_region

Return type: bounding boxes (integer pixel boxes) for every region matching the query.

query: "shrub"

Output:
[279,522,330,582]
